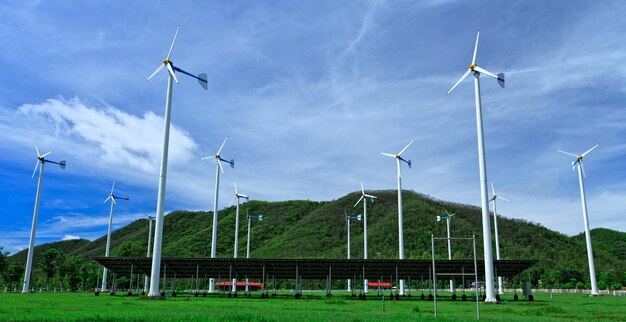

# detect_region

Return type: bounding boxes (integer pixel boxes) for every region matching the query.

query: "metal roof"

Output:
[91,257,537,280]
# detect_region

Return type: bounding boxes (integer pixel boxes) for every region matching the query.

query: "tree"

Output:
[0,246,8,283]
[60,256,82,291]
[113,241,143,257]
[3,262,24,292]
[38,249,65,290]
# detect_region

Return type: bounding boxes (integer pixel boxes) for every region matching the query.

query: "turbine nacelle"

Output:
[447,30,505,95]
[32,146,66,178]
[146,26,208,90]
[347,215,362,221]
[556,144,599,180]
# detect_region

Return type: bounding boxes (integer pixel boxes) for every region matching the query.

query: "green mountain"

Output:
[9,190,626,288]
[9,238,90,266]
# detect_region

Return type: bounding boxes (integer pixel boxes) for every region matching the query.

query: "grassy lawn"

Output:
[0,291,623,321]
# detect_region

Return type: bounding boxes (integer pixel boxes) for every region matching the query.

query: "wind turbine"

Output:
[437,209,455,292]
[489,182,511,295]
[231,181,248,292]
[446,30,505,302]
[201,137,234,292]
[345,211,362,292]
[381,139,413,295]
[143,214,154,294]
[354,181,376,293]
[556,144,600,296]
[146,26,208,298]
[245,213,263,292]
[101,181,129,292]
[22,146,66,293]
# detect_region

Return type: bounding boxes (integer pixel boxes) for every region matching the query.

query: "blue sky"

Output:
[1,1,625,254]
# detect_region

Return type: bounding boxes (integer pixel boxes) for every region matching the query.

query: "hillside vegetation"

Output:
[7,190,626,290]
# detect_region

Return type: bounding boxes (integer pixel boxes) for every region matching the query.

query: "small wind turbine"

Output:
[446,30,505,303]
[201,137,234,292]
[143,214,154,294]
[245,213,263,292]
[22,146,66,293]
[231,181,248,292]
[146,26,208,298]
[101,181,129,292]
[345,211,362,292]
[556,144,600,296]
[437,209,456,292]
[381,139,413,295]
[489,182,511,295]
[354,181,376,293]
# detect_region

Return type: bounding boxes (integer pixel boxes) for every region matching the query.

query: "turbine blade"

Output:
[216,137,228,155]
[31,161,40,178]
[556,149,579,157]
[147,64,165,81]
[35,145,40,157]
[498,196,512,202]
[166,26,180,61]
[360,181,365,194]
[110,181,116,195]
[229,196,237,207]
[473,65,499,79]
[572,159,579,171]
[234,181,238,194]
[380,152,396,158]
[398,139,415,155]
[580,160,587,180]
[447,69,471,95]
[354,195,364,208]
[111,196,116,205]
[104,196,111,204]
[166,63,179,84]
[217,160,224,174]
[581,144,600,157]
[472,30,480,65]
[490,181,496,195]
[200,155,213,160]
[40,151,52,158]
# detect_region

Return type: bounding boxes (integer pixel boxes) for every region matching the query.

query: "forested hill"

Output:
[9,190,626,288]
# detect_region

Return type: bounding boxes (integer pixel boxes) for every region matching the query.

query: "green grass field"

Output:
[0,291,623,321]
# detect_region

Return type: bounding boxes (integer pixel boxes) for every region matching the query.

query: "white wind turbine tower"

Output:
[556,144,600,296]
[437,209,456,292]
[101,181,129,292]
[231,181,248,292]
[201,137,235,292]
[143,214,154,294]
[489,182,511,295]
[381,139,413,295]
[345,211,362,292]
[146,25,208,297]
[446,30,505,302]
[245,213,263,292]
[354,181,376,292]
[22,146,66,293]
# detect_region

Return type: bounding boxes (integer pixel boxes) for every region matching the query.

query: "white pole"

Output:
[363,199,369,293]
[577,160,599,295]
[493,199,504,294]
[144,218,153,292]
[447,217,454,292]
[347,216,351,292]
[473,72,497,302]
[396,158,405,295]
[148,74,174,297]
[22,161,44,293]
[232,197,240,292]
[245,216,251,292]
[209,162,220,292]
[101,199,115,292]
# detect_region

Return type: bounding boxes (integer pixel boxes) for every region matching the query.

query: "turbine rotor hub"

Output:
[470,63,476,70]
